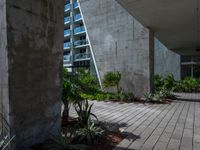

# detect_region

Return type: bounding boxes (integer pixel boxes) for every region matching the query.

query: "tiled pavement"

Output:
[69,94,200,150]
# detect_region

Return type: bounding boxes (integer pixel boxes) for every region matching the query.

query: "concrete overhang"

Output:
[117,0,200,55]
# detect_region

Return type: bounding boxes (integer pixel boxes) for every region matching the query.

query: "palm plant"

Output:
[62,68,83,121]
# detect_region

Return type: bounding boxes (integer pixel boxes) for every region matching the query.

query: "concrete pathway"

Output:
[70,99,200,150]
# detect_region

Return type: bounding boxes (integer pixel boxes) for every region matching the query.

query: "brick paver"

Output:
[69,95,200,150]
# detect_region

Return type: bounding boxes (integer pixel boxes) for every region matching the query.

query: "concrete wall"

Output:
[0,0,64,149]
[155,38,181,80]
[0,0,10,135]
[79,0,154,96]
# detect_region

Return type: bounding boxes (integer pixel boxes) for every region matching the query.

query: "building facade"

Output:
[64,0,93,73]
[64,0,181,96]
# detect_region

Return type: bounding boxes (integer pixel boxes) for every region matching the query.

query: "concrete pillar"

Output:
[149,29,155,93]
[0,0,64,149]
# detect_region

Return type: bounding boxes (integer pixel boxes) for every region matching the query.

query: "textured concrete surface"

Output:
[0,0,64,149]
[155,38,181,80]
[117,0,200,53]
[70,100,200,150]
[79,0,154,96]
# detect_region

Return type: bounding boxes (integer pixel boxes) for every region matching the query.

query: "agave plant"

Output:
[75,120,104,145]
[47,135,88,150]
[143,92,153,102]
[74,100,98,126]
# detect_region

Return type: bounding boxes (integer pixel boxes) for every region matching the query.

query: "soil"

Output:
[31,118,126,150]
[104,97,173,104]
[89,131,125,150]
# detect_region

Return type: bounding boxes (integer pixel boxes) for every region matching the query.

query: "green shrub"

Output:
[103,71,121,93]
[154,75,164,91]
[80,93,108,101]
[163,74,177,91]
[78,69,100,94]
[175,77,200,92]
[154,74,200,93]
[75,120,104,145]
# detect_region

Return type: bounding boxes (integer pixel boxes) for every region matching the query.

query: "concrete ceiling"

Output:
[117,0,200,53]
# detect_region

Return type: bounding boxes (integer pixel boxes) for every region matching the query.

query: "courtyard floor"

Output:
[70,95,200,150]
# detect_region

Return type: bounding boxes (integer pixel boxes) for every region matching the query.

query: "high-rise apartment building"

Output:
[63,0,93,73]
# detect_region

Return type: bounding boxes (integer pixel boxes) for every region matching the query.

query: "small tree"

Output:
[103,71,121,93]
[62,68,100,121]
[62,68,83,121]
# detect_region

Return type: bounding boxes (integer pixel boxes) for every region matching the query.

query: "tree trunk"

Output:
[62,101,69,121]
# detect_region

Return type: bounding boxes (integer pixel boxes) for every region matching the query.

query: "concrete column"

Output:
[0,0,64,149]
[149,29,155,93]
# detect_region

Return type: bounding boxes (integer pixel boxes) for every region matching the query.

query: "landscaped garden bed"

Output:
[32,70,200,150]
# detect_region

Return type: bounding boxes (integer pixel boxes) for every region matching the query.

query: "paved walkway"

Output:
[70,99,200,150]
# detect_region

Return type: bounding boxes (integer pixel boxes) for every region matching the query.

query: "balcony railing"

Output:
[63,55,71,62]
[64,29,70,37]
[74,39,88,47]
[74,13,82,21]
[64,42,71,49]
[64,16,70,24]
[74,53,90,61]
[74,2,78,9]
[64,3,71,12]
[74,26,85,34]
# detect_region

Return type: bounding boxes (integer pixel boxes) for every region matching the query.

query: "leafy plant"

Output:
[154,75,164,91]
[163,74,177,91]
[143,90,169,102]
[175,77,200,92]
[103,71,121,93]
[143,92,153,102]
[74,100,98,126]
[47,135,87,150]
[78,69,100,94]
[154,74,200,93]
[75,120,104,145]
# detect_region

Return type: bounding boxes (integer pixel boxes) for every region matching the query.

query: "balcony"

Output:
[74,53,90,61]
[63,55,71,62]
[64,16,70,24]
[74,2,78,9]
[64,42,71,49]
[64,29,70,37]
[74,26,85,34]
[64,3,70,12]
[74,13,82,22]
[74,39,88,47]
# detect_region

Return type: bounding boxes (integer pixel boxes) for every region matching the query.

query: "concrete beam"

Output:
[117,0,200,52]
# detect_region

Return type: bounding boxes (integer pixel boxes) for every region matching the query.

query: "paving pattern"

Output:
[69,97,200,150]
